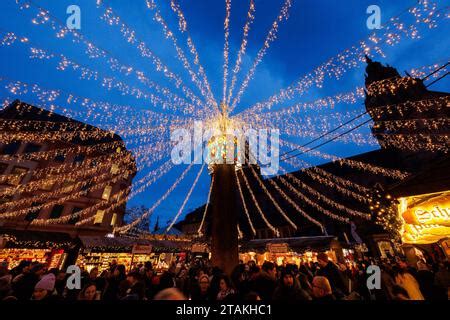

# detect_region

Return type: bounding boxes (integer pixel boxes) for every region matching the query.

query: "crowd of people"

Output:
[0,253,448,301]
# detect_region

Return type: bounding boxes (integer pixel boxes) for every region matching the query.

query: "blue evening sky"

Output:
[0,0,448,229]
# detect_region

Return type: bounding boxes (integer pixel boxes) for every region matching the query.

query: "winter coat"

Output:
[249,271,277,301]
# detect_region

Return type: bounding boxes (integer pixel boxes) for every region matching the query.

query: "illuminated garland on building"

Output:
[369,187,401,241]
[0,167,134,216]
[0,156,130,197]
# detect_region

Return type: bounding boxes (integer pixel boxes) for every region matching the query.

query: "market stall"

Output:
[387,157,450,265]
[76,235,191,273]
[239,236,344,265]
[0,229,75,269]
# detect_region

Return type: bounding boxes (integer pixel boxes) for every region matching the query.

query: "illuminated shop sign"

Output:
[399,192,450,244]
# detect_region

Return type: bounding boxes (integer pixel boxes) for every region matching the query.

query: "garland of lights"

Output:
[227,0,256,106]
[280,139,409,179]
[230,0,293,111]
[96,4,206,113]
[239,169,280,237]
[197,174,214,236]
[0,156,130,197]
[222,0,231,103]
[240,0,445,114]
[277,174,350,223]
[115,159,199,233]
[143,0,218,112]
[265,175,325,232]
[237,224,243,239]
[166,163,205,233]
[170,0,217,113]
[283,156,372,203]
[249,165,297,229]
[34,187,130,226]
[0,77,193,128]
[282,169,371,220]
[303,168,370,204]
[168,0,218,113]
[234,170,256,236]
[378,133,449,153]
[0,166,134,215]
[0,30,201,116]
[15,0,208,117]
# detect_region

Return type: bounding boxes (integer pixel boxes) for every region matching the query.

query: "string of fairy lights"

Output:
[197,174,214,236]
[227,0,255,106]
[234,169,256,236]
[0,0,448,240]
[230,0,293,112]
[238,0,447,116]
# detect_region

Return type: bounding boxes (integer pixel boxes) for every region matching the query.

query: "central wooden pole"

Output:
[210,164,238,275]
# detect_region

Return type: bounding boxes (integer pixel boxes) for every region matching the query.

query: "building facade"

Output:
[0,100,137,237]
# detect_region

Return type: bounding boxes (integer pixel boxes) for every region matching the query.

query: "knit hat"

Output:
[35,273,55,291]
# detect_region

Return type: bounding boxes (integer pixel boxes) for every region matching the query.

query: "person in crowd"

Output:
[102,264,126,301]
[231,264,251,299]
[394,260,424,300]
[415,259,436,300]
[78,282,98,301]
[249,261,277,301]
[216,275,235,301]
[31,273,57,301]
[122,271,145,300]
[434,261,450,299]
[273,270,311,301]
[154,288,186,300]
[12,262,45,301]
[10,261,31,280]
[143,266,158,300]
[391,284,410,300]
[191,274,212,301]
[243,291,262,301]
[316,253,348,298]
[311,276,335,301]
[158,270,176,292]
[0,264,12,300]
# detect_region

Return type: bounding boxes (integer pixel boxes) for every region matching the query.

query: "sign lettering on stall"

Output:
[267,243,289,253]
[399,192,450,244]
[132,244,152,254]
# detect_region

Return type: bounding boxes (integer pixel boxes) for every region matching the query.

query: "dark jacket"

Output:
[316,262,348,297]
[273,283,312,301]
[12,273,40,301]
[249,271,277,301]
